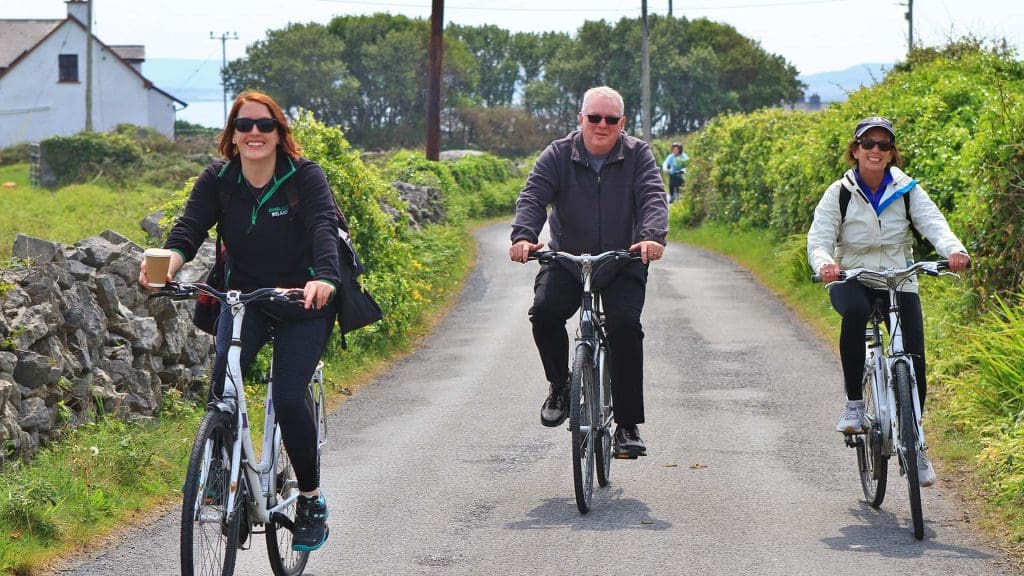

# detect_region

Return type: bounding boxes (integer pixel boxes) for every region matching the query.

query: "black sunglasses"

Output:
[234,117,278,133]
[585,114,623,125]
[858,138,894,152]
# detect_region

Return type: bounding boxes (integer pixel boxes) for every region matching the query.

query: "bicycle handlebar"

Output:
[527,249,641,265]
[811,260,960,284]
[147,281,305,305]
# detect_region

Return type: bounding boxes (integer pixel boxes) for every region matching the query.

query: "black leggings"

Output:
[213,303,335,493]
[829,281,927,408]
[529,260,648,426]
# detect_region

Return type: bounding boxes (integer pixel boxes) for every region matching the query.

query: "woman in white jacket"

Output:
[806,116,970,487]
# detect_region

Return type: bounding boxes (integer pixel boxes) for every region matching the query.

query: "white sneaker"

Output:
[835,400,866,434]
[918,451,937,487]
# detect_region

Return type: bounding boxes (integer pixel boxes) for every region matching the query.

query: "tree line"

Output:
[223,13,804,156]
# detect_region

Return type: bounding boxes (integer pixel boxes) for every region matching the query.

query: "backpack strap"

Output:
[839,182,921,243]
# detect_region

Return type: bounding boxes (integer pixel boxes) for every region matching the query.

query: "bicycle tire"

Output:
[570,342,596,513]
[181,410,239,576]
[266,388,316,575]
[858,367,887,507]
[595,344,613,487]
[895,361,924,540]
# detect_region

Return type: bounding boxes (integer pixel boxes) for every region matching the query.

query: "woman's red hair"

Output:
[216,90,302,160]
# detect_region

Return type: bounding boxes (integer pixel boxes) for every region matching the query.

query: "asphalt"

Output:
[55,222,1019,576]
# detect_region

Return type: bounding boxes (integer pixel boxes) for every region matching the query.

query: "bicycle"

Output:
[152,281,327,576]
[529,250,637,513]
[814,260,961,540]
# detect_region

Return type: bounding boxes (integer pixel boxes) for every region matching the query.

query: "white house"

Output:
[0,0,186,149]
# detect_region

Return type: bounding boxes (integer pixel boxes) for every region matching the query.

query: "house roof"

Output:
[0,20,63,71]
[0,17,186,107]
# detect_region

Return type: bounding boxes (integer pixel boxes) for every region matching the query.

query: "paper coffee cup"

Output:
[144,248,174,287]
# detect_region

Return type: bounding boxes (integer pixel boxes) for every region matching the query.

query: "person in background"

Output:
[661,142,688,203]
[807,116,970,487]
[139,90,339,551]
[509,85,669,458]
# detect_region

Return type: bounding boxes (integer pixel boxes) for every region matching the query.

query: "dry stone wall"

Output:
[0,232,216,466]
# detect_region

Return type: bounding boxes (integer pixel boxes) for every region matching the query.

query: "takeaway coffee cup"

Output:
[144,248,174,288]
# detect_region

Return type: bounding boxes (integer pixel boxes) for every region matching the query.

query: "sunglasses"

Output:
[858,138,894,152]
[234,117,278,133]
[585,114,623,125]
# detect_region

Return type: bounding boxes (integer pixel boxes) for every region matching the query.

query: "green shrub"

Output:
[40,131,142,187]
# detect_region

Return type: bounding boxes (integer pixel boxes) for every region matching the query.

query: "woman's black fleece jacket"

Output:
[165,153,342,319]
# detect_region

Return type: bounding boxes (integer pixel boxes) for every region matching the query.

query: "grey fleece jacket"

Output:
[511,130,669,253]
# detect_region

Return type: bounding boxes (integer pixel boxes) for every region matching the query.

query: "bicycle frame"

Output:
[189,289,325,531]
[575,258,613,438]
[836,262,957,469]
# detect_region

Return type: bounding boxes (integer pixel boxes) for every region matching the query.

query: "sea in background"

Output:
[141,57,890,131]
[143,58,227,128]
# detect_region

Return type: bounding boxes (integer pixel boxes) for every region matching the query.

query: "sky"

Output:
[4,0,1023,76]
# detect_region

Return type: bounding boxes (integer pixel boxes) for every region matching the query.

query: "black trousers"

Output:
[530,260,648,426]
[213,302,335,493]
[829,281,927,408]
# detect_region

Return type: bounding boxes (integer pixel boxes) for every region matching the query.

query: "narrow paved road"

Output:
[59,222,1017,576]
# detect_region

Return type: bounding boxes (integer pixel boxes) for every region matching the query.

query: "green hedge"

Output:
[682,41,1024,299]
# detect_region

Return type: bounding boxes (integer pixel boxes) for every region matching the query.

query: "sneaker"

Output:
[613,425,647,459]
[292,494,329,552]
[836,400,866,434]
[540,381,569,427]
[917,451,937,487]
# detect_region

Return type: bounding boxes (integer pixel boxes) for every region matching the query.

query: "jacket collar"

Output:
[217,151,298,186]
[570,130,626,167]
[842,166,917,214]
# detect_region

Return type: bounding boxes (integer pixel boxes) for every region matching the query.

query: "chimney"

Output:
[65,0,89,26]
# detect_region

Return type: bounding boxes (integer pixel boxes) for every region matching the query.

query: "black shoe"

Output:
[540,381,569,427]
[613,425,647,459]
[292,494,329,552]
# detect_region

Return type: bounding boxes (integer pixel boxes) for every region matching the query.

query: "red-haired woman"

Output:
[140,90,338,551]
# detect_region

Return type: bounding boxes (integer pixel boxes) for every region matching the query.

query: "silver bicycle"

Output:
[530,250,637,513]
[816,260,960,540]
[154,282,327,576]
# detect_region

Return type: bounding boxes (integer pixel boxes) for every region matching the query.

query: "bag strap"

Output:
[839,183,921,242]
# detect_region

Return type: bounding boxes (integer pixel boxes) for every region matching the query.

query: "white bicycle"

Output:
[153,281,327,576]
[816,260,961,540]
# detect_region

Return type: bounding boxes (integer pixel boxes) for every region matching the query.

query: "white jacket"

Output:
[807,167,967,293]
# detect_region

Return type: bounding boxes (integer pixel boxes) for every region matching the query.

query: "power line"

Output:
[315,0,856,14]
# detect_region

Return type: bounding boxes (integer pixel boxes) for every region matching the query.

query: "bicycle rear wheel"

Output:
[181,410,239,576]
[266,389,315,575]
[858,368,887,507]
[570,342,597,513]
[594,345,613,487]
[895,361,924,540]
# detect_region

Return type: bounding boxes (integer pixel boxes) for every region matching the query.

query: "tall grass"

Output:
[0,164,169,260]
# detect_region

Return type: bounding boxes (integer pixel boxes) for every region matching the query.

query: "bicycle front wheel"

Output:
[570,342,597,513]
[594,345,613,487]
[895,361,924,540]
[858,367,887,507]
[181,410,239,576]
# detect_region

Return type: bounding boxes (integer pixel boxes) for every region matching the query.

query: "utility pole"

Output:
[641,0,651,142]
[84,0,93,131]
[668,0,673,17]
[906,0,914,53]
[210,31,238,125]
[426,0,443,161]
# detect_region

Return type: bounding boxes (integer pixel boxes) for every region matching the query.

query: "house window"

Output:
[58,54,79,82]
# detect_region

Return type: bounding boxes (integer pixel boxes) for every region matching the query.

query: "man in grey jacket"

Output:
[509,86,668,458]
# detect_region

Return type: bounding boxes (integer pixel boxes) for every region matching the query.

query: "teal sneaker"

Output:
[292,494,329,552]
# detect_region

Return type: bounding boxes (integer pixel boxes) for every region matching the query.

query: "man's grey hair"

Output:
[581,86,624,115]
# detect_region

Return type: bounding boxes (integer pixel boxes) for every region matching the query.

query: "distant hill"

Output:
[798,63,892,103]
